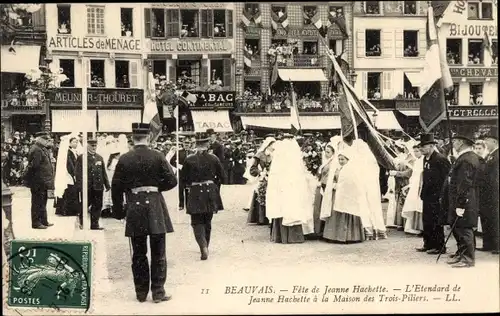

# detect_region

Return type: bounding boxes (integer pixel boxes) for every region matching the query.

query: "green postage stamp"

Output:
[6,240,92,312]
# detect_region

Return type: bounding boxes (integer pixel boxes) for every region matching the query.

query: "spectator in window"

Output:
[473,54,481,64]
[155,24,164,37]
[59,21,69,34]
[468,54,474,64]
[373,88,381,100]
[181,25,189,38]
[119,75,129,88]
[215,77,223,86]
[469,94,475,105]
[476,93,483,105]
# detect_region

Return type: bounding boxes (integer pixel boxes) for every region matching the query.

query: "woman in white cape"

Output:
[401,143,424,235]
[102,134,129,217]
[54,133,81,217]
[266,135,314,244]
[242,149,258,211]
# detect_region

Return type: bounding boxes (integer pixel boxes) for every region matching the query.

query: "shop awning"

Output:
[373,111,403,130]
[191,110,233,132]
[278,69,328,82]
[1,45,41,74]
[51,110,97,133]
[404,72,421,87]
[398,109,420,116]
[97,109,142,132]
[241,115,341,130]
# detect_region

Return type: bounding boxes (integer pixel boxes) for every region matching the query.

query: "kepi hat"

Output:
[131,123,150,135]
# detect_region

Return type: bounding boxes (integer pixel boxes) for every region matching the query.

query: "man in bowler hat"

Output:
[112,123,177,303]
[181,134,225,260]
[418,133,451,254]
[207,128,224,163]
[478,127,499,255]
[75,137,110,230]
[443,130,482,267]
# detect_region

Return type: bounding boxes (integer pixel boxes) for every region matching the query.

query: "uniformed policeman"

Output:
[111,123,177,303]
[181,133,225,260]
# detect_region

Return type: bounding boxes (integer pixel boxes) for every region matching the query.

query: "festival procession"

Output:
[1,1,499,311]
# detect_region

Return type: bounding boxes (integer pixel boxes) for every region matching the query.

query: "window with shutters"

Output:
[115,61,130,88]
[59,59,75,87]
[404,1,417,15]
[121,8,133,37]
[468,1,493,20]
[450,83,459,105]
[492,40,498,64]
[367,72,381,99]
[365,30,381,56]
[382,72,391,99]
[87,6,105,35]
[213,10,227,37]
[303,6,318,25]
[166,9,180,38]
[200,10,213,38]
[245,39,260,60]
[469,83,483,105]
[57,4,71,34]
[403,74,420,99]
[446,39,462,65]
[364,1,381,14]
[90,60,105,87]
[180,10,199,37]
[177,60,201,88]
[210,60,224,86]
[153,61,167,80]
[223,59,232,88]
[329,40,343,55]
[151,9,165,37]
[468,39,484,65]
[403,31,419,57]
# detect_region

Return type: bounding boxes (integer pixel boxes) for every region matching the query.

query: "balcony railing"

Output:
[275,54,326,68]
[235,97,338,114]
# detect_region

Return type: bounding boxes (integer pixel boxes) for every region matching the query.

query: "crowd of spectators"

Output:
[268,42,299,66]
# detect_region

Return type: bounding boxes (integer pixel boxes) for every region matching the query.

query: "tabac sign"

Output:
[189,91,235,110]
[48,36,141,52]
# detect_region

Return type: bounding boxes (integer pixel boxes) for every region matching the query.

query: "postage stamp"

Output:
[5,240,92,312]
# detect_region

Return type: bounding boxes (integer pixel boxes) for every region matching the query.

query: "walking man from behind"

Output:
[418,133,451,254]
[24,131,54,229]
[112,123,177,303]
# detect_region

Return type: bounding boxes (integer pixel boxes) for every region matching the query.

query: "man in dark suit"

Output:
[181,134,225,261]
[444,131,481,268]
[207,128,224,162]
[418,133,451,254]
[169,138,188,210]
[112,123,177,303]
[24,131,55,229]
[76,138,110,230]
[478,127,499,255]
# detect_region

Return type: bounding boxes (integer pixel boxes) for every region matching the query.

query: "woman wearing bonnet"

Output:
[247,137,276,225]
[54,133,81,217]
[102,134,129,218]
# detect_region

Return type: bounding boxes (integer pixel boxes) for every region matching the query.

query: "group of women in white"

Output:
[245,134,426,244]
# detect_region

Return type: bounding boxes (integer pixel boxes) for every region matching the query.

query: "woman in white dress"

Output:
[401,144,424,235]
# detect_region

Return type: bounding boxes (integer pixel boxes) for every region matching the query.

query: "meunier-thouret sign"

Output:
[448,106,498,119]
[49,88,144,107]
[151,40,232,52]
[449,67,498,78]
[190,91,235,110]
[48,36,141,51]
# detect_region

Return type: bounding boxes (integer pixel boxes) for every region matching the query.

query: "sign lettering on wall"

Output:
[49,88,144,106]
[150,40,232,52]
[449,67,498,78]
[48,37,141,51]
[190,91,235,109]
[449,24,497,37]
[274,26,343,38]
[448,106,498,118]
[151,3,227,9]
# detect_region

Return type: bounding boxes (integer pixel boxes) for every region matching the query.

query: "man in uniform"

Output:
[207,128,224,162]
[75,137,110,230]
[181,134,225,260]
[111,123,177,303]
[169,137,188,210]
[418,133,451,255]
[478,127,499,255]
[444,130,481,267]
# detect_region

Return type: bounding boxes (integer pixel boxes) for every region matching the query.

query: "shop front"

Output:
[445,105,498,131]
[49,88,143,134]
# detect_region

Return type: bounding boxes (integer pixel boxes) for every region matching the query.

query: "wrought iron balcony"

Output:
[275,54,326,68]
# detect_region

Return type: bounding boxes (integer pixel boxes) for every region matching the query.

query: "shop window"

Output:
[365,1,380,14]
[303,6,317,25]
[59,59,74,87]
[151,9,165,37]
[272,5,286,18]
[404,1,417,15]
[245,39,260,59]
[365,30,381,56]
[329,39,343,55]
[303,41,318,55]
[121,8,133,37]
[450,83,459,105]
[468,1,493,20]
[367,72,382,99]
[57,4,71,34]
[90,60,105,87]
[403,31,419,57]
[446,39,462,65]
[180,10,199,38]
[115,61,130,88]
[177,60,200,88]
[87,6,105,35]
[469,83,483,105]
[492,40,498,64]
[329,6,344,18]
[213,10,226,37]
[403,74,420,99]
[468,39,483,65]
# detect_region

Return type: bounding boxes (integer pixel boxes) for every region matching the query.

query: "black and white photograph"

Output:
[1,1,499,315]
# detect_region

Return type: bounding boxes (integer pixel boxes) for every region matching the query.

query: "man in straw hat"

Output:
[478,127,499,255]
[111,123,177,303]
[418,133,451,255]
[443,128,482,267]
[180,133,225,260]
